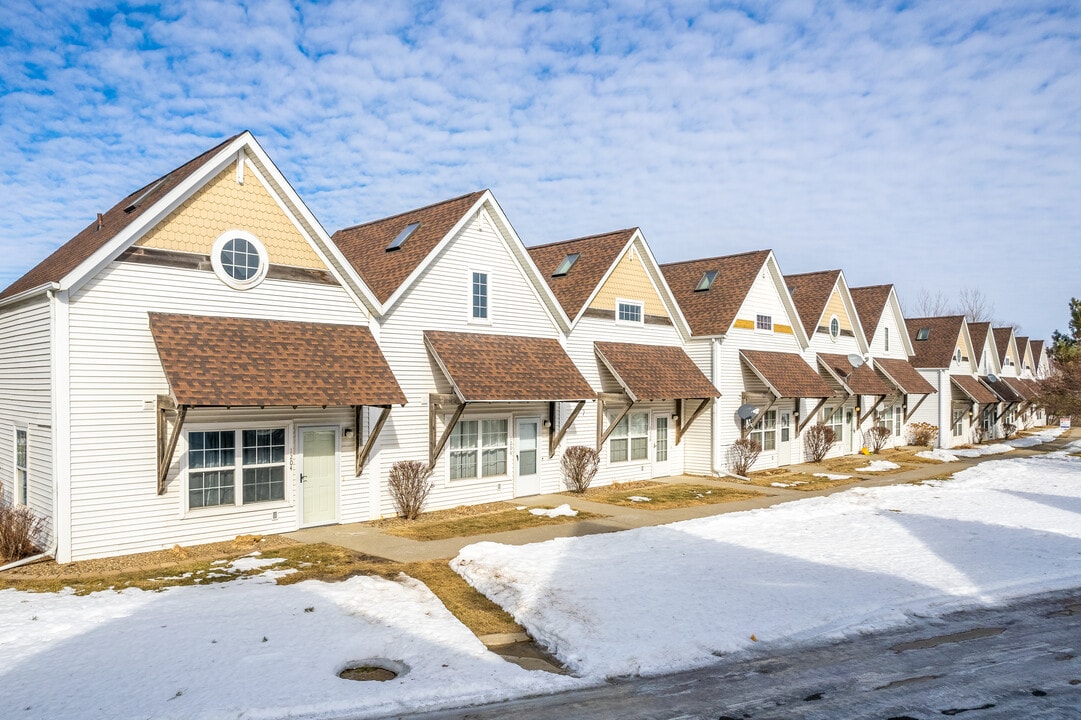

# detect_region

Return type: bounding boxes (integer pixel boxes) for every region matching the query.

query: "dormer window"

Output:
[756,314,772,331]
[616,300,643,324]
[695,270,718,292]
[829,316,840,341]
[552,253,579,277]
[916,327,930,341]
[386,222,420,251]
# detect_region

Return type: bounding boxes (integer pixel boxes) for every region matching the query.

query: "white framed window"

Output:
[954,348,963,364]
[756,314,773,331]
[616,299,643,324]
[449,418,508,480]
[884,327,890,352]
[892,405,903,437]
[14,428,27,506]
[749,410,777,451]
[823,408,844,442]
[187,427,286,510]
[211,230,269,290]
[952,409,965,437]
[829,315,840,341]
[471,271,489,321]
[609,411,649,462]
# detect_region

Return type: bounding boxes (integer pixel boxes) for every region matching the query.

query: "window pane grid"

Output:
[188,428,285,509]
[617,302,642,323]
[221,238,261,281]
[756,314,772,331]
[472,272,488,319]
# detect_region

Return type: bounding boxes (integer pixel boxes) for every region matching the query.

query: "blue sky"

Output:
[1,1,1079,340]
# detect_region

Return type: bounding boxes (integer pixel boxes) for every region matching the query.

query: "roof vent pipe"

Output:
[96,213,103,231]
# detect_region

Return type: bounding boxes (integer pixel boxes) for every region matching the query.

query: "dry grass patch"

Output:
[403,559,521,635]
[575,481,765,508]
[370,501,604,541]
[746,468,861,492]
[813,447,938,475]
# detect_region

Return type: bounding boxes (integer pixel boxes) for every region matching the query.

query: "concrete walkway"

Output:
[286,428,1078,563]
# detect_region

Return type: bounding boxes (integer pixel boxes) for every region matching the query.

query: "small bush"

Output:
[908,422,939,447]
[1002,422,1018,439]
[864,425,891,454]
[0,489,47,563]
[804,424,837,463]
[388,461,434,520]
[971,424,986,444]
[728,438,762,476]
[561,446,600,493]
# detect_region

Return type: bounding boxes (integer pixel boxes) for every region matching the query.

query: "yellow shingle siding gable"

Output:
[136,163,327,270]
[954,332,972,362]
[820,286,853,332]
[589,245,669,318]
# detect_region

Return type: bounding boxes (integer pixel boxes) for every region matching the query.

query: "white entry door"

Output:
[652,413,671,477]
[300,427,338,527]
[515,418,541,497]
[777,410,792,466]
[844,408,855,453]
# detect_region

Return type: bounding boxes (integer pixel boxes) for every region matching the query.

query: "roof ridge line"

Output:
[335,189,487,234]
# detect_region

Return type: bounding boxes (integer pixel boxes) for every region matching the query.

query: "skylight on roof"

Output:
[695,270,718,292]
[552,253,579,277]
[386,222,420,251]
[916,327,930,341]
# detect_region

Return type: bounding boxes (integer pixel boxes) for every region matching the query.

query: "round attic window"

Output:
[212,230,268,290]
[829,315,840,341]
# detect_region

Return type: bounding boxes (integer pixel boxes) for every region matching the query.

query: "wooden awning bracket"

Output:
[903,393,930,423]
[820,393,853,427]
[597,392,633,450]
[797,397,829,434]
[429,393,466,470]
[355,405,392,476]
[549,400,585,458]
[739,392,778,438]
[675,397,713,445]
[858,394,888,426]
[156,395,187,495]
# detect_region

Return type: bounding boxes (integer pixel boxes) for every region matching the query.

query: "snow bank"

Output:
[916,449,960,462]
[0,574,578,719]
[853,460,900,472]
[950,443,1013,458]
[453,453,1081,679]
[530,504,578,518]
[813,473,851,480]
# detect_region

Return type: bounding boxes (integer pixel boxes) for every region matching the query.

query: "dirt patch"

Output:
[370,502,604,541]
[339,665,398,682]
[746,470,861,492]
[809,447,938,475]
[576,483,765,509]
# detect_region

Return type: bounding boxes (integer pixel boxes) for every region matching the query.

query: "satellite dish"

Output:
[737,403,760,421]
[847,353,865,368]
[987,373,999,384]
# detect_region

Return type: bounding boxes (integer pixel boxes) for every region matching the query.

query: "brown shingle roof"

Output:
[968,322,992,364]
[594,342,720,402]
[951,375,998,405]
[1015,336,1030,366]
[423,330,594,402]
[527,229,636,319]
[906,316,966,369]
[873,357,936,395]
[148,313,405,407]
[817,353,893,395]
[740,350,833,398]
[785,270,841,337]
[849,284,893,341]
[331,191,487,305]
[1030,340,1046,365]
[660,250,773,337]
[1019,378,1042,397]
[981,375,1025,403]
[1,134,243,300]
[1003,376,1035,401]
[992,327,1014,366]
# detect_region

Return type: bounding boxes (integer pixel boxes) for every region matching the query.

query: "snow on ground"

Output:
[950,442,1014,458]
[453,448,1081,680]
[0,573,577,719]
[529,504,578,518]
[853,460,900,471]
[812,473,851,480]
[917,449,960,462]
[915,428,1063,462]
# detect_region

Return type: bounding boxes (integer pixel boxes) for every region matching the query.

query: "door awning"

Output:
[816,353,893,396]
[594,341,719,402]
[951,375,998,405]
[1003,376,1037,401]
[873,357,936,396]
[981,375,1026,403]
[739,350,833,399]
[149,313,406,407]
[423,330,595,402]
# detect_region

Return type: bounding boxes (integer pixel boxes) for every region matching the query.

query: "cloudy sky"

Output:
[1,1,1078,340]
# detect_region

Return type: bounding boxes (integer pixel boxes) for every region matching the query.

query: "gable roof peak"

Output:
[528,227,638,252]
[849,284,895,340]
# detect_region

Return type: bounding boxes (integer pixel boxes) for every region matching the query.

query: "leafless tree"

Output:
[727,438,762,476]
[561,446,600,493]
[804,424,837,463]
[910,288,952,318]
[957,287,995,323]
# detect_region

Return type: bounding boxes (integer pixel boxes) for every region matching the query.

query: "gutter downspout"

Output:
[708,336,749,482]
[0,538,56,573]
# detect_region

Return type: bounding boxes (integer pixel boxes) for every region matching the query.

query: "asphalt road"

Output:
[407,589,1081,720]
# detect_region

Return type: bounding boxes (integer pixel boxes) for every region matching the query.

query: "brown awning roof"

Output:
[594,342,720,402]
[981,376,1025,403]
[817,353,893,395]
[1003,376,1036,401]
[873,357,936,396]
[1020,378,1043,397]
[951,375,998,405]
[740,350,833,399]
[424,330,594,402]
[149,313,406,407]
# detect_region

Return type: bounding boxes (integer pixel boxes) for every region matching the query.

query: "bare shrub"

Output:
[864,425,891,454]
[0,489,47,563]
[388,461,434,520]
[908,422,939,447]
[561,445,600,493]
[1002,422,1018,439]
[971,424,986,444]
[727,438,762,476]
[804,424,837,463]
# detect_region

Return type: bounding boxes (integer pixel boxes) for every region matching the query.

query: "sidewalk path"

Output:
[286,428,1078,563]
